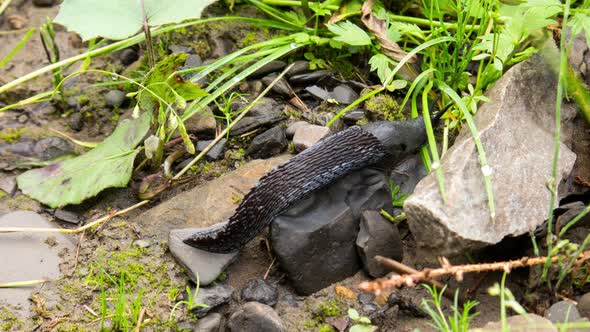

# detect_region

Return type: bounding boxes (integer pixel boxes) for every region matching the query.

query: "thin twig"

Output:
[73,231,85,272]
[373,256,459,302]
[359,252,590,294]
[134,308,147,332]
[263,257,276,280]
[0,279,49,288]
[0,200,149,234]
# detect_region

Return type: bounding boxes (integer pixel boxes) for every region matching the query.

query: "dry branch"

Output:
[359,252,590,294]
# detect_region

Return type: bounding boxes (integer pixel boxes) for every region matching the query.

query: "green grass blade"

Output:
[0,27,35,69]
[182,41,306,121]
[422,81,446,203]
[437,81,495,221]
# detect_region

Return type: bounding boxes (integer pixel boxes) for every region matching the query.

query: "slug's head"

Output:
[361,117,429,160]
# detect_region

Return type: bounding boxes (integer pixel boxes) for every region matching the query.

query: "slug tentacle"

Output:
[183,125,389,253]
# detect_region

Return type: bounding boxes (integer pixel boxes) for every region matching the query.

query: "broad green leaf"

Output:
[368,53,393,84]
[17,112,151,208]
[327,21,372,46]
[350,324,378,332]
[348,308,360,321]
[54,0,219,40]
[138,53,208,113]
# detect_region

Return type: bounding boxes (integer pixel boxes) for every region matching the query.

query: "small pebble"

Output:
[578,292,590,319]
[357,293,376,305]
[285,121,309,138]
[104,90,127,108]
[133,239,151,248]
[547,301,581,324]
[240,279,279,307]
[33,0,56,6]
[120,48,139,66]
[292,125,330,152]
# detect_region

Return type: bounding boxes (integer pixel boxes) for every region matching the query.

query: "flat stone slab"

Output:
[0,211,74,313]
[168,227,238,286]
[138,155,290,238]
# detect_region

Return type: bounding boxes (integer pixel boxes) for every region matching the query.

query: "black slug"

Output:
[183,115,435,253]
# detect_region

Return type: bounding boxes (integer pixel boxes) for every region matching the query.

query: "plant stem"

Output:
[0,0,13,16]
[543,0,571,281]
[0,279,48,288]
[173,63,295,180]
[140,0,155,68]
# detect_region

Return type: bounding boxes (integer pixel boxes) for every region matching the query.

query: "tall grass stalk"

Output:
[542,0,571,283]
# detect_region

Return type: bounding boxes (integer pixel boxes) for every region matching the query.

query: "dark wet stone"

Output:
[252,60,287,78]
[33,137,73,160]
[286,60,311,77]
[104,90,127,108]
[246,126,288,159]
[169,44,192,54]
[332,85,359,104]
[180,54,203,80]
[249,97,281,116]
[0,140,35,157]
[342,109,366,123]
[54,208,82,224]
[68,112,84,131]
[120,48,139,66]
[32,0,56,6]
[197,138,227,160]
[316,113,344,131]
[547,301,581,324]
[228,302,285,332]
[169,227,238,285]
[208,33,234,58]
[356,210,403,278]
[195,313,222,332]
[230,113,285,136]
[362,303,378,314]
[286,121,309,138]
[288,70,332,85]
[262,75,292,97]
[240,279,279,306]
[191,283,233,318]
[357,293,375,305]
[305,85,331,101]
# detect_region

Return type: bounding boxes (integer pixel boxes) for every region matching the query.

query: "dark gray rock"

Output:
[292,125,330,152]
[286,121,309,138]
[356,210,403,278]
[271,169,389,295]
[169,227,238,286]
[208,33,234,59]
[286,60,311,77]
[262,75,292,97]
[0,211,75,315]
[557,201,590,231]
[362,303,378,314]
[405,55,577,256]
[169,44,192,54]
[288,70,332,85]
[250,97,281,117]
[358,293,375,305]
[240,279,279,307]
[32,0,56,7]
[332,85,359,104]
[104,90,127,108]
[183,109,216,135]
[305,85,331,101]
[0,140,35,157]
[180,54,203,80]
[342,109,366,123]
[579,293,590,319]
[197,139,227,160]
[54,208,82,224]
[194,313,222,332]
[252,61,287,78]
[119,48,139,65]
[230,113,285,136]
[547,301,581,324]
[228,302,285,332]
[33,137,73,160]
[246,126,288,159]
[191,283,233,318]
[68,112,84,131]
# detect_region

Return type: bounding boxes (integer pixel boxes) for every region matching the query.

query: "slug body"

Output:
[183,117,430,253]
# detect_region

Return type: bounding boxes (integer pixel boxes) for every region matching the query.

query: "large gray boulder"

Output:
[405,56,577,256]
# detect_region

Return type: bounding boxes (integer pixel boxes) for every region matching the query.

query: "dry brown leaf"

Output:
[360,0,417,63]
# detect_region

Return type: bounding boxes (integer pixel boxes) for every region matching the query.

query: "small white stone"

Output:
[481,165,493,176]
